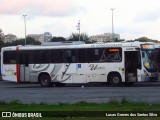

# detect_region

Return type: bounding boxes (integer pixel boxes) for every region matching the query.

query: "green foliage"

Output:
[26,37,41,45]
[0,29,5,51]
[68,32,89,43]
[121,98,130,104]
[135,37,160,43]
[1,100,160,120]
[50,37,66,42]
[2,37,41,47]
[108,98,119,104]
[1,99,160,111]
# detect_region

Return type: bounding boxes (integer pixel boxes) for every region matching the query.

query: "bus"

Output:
[154,44,160,80]
[0,42,157,87]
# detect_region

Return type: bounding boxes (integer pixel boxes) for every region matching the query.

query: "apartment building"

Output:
[89,33,120,42]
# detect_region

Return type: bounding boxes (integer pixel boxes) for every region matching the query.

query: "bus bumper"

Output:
[143,74,158,82]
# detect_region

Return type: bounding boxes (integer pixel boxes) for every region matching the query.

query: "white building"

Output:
[27,32,52,43]
[4,34,17,43]
[43,32,52,42]
[89,33,120,42]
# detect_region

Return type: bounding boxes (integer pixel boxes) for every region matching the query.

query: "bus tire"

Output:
[39,74,52,87]
[110,74,122,86]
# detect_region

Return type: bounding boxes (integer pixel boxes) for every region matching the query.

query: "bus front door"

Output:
[125,51,140,83]
[19,54,30,82]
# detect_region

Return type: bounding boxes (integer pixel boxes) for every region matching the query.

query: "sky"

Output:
[0,0,160,40]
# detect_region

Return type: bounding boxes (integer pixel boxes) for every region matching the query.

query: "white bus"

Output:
[0,42,157,87]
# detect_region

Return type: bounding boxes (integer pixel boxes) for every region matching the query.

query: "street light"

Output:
[76,20,80,41]
[110,8,115,41]
[23,15,27,45]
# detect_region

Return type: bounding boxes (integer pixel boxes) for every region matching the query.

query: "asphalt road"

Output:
[0,79,160,104]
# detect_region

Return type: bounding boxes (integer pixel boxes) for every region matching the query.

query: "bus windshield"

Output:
[142,50,157,72]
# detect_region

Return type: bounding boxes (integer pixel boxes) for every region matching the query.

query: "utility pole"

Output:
[110,8,115,41]
[76,20,80,41]
[23,15,27,45]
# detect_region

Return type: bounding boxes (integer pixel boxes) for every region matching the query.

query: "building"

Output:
[27,32,52,43]
[4,34,17,43]
[43,32,52,42]
[89,33,120,42]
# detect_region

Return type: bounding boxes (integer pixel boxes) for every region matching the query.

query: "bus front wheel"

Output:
[110,74,122,86]
[39,74,52,87]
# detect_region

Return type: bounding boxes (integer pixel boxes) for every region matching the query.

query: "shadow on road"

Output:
[1,80,160,89]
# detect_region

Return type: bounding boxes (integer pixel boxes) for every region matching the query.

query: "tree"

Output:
[50,37,66,42]
[0,29,4,42]
[68,33,79,41]
[135,37,159,43]
[68,32,89,43]
[0,29,5,51]
[26,37,41,45]
[5,37,41,46]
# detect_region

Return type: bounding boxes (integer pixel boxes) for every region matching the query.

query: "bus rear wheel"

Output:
[110,74,122,86]
[39,74,52,87]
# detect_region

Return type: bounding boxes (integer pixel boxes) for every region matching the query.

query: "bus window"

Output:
[63,49,77,63]
[65,50,72,63]
[100,48,122,62]
[3,51,17,64]
[79,49,87,63]
[87,48,103,63]
[51,50,62,63]
[39,50,51,63]
[31,50,51,64]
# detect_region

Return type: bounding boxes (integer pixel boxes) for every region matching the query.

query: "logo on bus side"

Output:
[89,64,105,70]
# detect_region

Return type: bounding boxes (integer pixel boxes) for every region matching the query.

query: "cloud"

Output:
[1,0,160,40]
[0,0,83,17]
[134,9,160,22]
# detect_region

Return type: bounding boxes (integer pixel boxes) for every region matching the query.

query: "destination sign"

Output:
[141,44,154,49]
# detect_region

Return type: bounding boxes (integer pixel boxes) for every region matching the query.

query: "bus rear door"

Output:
[18,52,30,82]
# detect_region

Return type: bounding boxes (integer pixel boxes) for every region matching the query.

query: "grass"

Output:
[0,98,160,120]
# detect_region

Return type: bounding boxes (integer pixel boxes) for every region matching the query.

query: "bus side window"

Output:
[87,48,98,63]
[3,51,17,64]
[51,50,62,63]
[63,50,77,63]
[39,50,51,64]
[65,50,72,63]
[79,49,87,63]
[105,48,122,62]
[71,50,76,63]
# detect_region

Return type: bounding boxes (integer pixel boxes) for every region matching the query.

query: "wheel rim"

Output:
[40,75,50,86]
[113,77,120,84]
[42,79,48,85]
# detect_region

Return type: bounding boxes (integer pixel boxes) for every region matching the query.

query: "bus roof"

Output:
[1,41,155,51]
